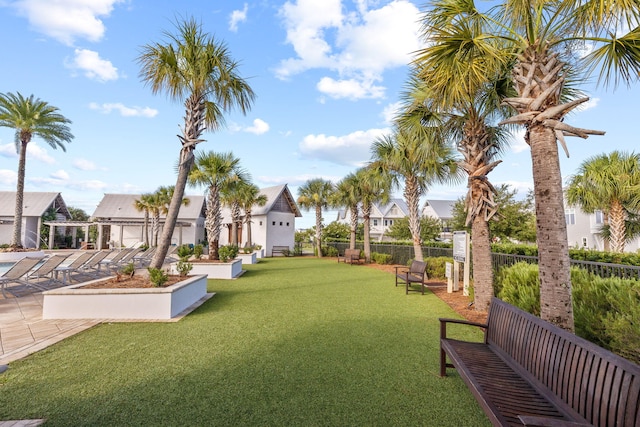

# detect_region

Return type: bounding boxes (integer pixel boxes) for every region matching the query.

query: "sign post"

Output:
[452,231,470,295]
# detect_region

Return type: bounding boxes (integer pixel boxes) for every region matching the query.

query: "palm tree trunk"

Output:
[231,202,240,246]
[349,205,358,250]
[362,203,371,263]
[471,214,493,311]
[530,125,574,331]
[245,209,253,247]
[206,184,222,260]
[609,200,627,253]
[143,211,149,247]
[150,149,194,268]
[405,177,423,262]
[315,205,323,257]
[11,141,28,248]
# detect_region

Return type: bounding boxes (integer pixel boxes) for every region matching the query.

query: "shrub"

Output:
[425,257,453,280]
[147,267,168,287]
[219,245,239,262]
[176,244,193,261]
[119,262,135,278]
[321,246,339,257]
[176,260,193,277]
[371,252,393,264]
[494,262,540,315]
[193,244,203,260]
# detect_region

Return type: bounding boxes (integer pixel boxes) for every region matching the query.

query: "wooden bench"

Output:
[271,246,289,257]
[395,260,427,294]
[440,297,640,426]
[337,248,363,265]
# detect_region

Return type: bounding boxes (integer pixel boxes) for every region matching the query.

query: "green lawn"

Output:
[0,257,490,426]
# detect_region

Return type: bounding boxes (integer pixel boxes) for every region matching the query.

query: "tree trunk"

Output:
[206,184,222,260]
[349,205,358,250]
[315,205,323,257]
[530,125,574,331]
[405,177,423,262]
[143,211,149,247]
[609,200,626,253]
[245,209,253,247]
[11,141,28,248]
[362,203,371,262]
[231,202,240,246]
[149,149,194,269]
[471,214,493,311]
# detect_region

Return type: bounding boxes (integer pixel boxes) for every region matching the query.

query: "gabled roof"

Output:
[254,184,302,217]
[376,198,409,217]
[0,191,70,218]
[92,194,206,220]
[424,199,456,220]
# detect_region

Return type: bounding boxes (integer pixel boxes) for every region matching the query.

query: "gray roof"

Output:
[424,199,456,220]
[0,192,70,218]
[375,198,409,217]
[253,184,302,217]
[92,194,206,220]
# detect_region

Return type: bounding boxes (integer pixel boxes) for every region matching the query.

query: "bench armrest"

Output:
[394,266,408,274]
[517,415,592,427]
[439,317,488,340]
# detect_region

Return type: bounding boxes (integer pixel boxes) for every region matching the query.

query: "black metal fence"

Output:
[328,242,640,281]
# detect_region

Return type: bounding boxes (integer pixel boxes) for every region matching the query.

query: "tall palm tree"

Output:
[134,193,154,247]
[221,179,250,247]
[237,183,267,247]
[138,18,255,269]
[355,167,391,263]
[418,0,640,330]
[566,151,640,253]
[331,173,361,250]
[0,92,73,248]
[370,127,459,262]
[297,178,335,257]
[188,151,249,260]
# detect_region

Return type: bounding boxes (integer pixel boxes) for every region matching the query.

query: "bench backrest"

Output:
[345,248,360,258]
[486,297,640,427]
[409,260,427,275]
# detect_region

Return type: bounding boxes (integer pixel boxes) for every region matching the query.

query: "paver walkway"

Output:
[0,293,99,364]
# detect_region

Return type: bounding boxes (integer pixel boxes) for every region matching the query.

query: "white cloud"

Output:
[50,169,69,180]
[276,0,423,100]
[229,3,248,32]
[381,101,402,125]
[11,0,125,45]
[244,119,270,135]
[509,128,529,154]
[73,158,108,171]
[0,142,55,164]
[257,173,342,186]
[299,127,390,166]
[67,49,119,82]
[575,97,599,112]
[0,170,17,186]
[89,102,158,118]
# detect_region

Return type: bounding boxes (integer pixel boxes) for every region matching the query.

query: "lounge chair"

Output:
[73,250,113,279]
[24,254,71,290]
[0,257,45,298]
[133,246,157,267]
[104,247,143,273]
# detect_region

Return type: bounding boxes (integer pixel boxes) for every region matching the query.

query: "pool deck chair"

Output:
[0,257,45,298]
[24,254,71,290]
[54,252,96,284]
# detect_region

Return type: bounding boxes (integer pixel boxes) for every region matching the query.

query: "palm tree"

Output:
[401,67,512,311]
[297,178,335,257]
[370,127,459,262]
[355,167,391,263]
[0,92,73,248]
[188,151,249,260]
[566,151,640,253]
[237,183,267,248]
[134,193,154,247]
[418,0,640,330]
[221,179,251,247]
[138,18,255,269]
[147,186,185,247]
[331,173,361,250]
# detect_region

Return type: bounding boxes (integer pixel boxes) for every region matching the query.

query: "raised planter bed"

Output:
[175,258,243,279]
[42,274,208,320]
[237,251,258,265]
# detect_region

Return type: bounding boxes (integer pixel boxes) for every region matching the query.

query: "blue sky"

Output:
[0,0,638,229]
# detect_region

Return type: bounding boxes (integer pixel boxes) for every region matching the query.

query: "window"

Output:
[565,209,576,225]
[595,210,604,225]
[373,219,378,226]
[259,221,263,226]
[286,222,289,226]
[272,221,276,226]
[280,222,283,226]
[384,220,388,226]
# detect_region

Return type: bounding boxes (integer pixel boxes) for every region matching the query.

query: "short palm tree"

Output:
[331,173,361,250]
[0,92,73,248]
[134,193,153,247]
[355,166,391,263]
[297,178,335,258]
[138,17,255,269]
[370,126,458,262]
[566,151,640,253]
[188,151,249,260]
[221,179,251,247]
[417,0,640,330]
[237,183,267,248]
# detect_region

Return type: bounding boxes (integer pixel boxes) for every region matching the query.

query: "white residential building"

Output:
[218,184,302,256]
[0,192,70,248]
[565,204,640,252]
[336,198,409,241]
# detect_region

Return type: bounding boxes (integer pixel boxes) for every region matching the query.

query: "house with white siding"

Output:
[422,199,456,233]
[0,192,70,248]
[336,198,409,241]
[564,204,640,252]
[218,184,302,256]
[91,194,206,249]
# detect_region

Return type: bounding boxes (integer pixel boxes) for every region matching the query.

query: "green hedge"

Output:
[495,262,640,364]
